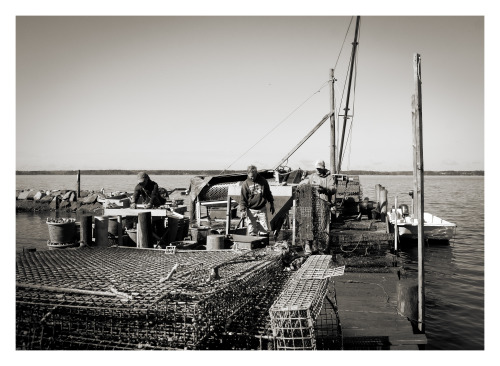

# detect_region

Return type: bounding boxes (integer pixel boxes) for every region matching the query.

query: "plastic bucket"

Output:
[190,226,209,244]
[47,221,76,244]
[206,235,225,250]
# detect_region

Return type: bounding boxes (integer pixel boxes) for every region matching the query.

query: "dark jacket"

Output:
[132,179,166,207]
[240,174,274,211]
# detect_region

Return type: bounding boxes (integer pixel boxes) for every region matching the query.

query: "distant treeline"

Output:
[16,169,484,176]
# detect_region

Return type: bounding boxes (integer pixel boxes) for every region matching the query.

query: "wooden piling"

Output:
[397,280,418,321]
[375,184,382,211]
[76,170,81,198]
[413,52,425,333]
[137,212,152,248]
[379,188,388,221]
[80,214,93,246]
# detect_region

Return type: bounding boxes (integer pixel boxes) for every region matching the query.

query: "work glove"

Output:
[270,204,275,215]
[130,203,137,209]
[240,210,247,219]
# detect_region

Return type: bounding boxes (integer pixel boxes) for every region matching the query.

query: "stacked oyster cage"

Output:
[269,255,342,350]
[295,184,331,252]
[16,247,285,350]
[335,177,363,215]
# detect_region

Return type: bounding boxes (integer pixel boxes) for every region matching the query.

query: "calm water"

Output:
[15,174,484,350]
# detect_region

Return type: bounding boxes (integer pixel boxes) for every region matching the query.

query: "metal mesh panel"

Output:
[16,247,283,350]
[199,183,231,201]
[296,184,330,251]
[269,255,340,350]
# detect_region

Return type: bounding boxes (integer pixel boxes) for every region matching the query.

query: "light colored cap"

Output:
[315,160,325,169]
[137,172,148,183]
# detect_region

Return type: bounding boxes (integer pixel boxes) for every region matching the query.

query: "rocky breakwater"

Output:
[16,189,107,214]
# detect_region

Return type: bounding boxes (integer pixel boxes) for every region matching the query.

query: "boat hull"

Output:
[397,223,456,241]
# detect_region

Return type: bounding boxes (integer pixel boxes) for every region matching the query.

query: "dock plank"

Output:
[334,272,427,347]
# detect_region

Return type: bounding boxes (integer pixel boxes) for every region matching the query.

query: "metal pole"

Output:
[338,15,361,172]
[413,53,425,333]
[329,69,337,174]
[274,113,331,169]
[226,196,232,234]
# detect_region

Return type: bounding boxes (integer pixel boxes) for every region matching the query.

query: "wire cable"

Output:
[219,81,330,175]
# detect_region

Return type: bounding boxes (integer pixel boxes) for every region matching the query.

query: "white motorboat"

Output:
[389,207,457,241]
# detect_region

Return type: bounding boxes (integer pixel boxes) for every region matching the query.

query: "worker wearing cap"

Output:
[299,160,337,203]
[240,165,275,236]
[130,172,166,209]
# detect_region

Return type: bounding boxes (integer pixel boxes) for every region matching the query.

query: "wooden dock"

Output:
[334,271,427,350]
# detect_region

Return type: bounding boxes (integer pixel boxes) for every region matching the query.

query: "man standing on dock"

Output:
[240,165,275,236]
[300,160,337,203]
[130,172,166,209]
[299,160,338,254]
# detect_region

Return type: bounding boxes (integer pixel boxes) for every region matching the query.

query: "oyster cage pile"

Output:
[16,247,291,350]
[269,255,342,350]
[295,184,331,252]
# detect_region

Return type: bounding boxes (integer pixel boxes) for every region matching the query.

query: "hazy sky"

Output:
[15,14,484,172]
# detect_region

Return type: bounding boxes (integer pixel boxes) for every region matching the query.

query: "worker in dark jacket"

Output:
[240,165,275,236]
[130,172,166,209]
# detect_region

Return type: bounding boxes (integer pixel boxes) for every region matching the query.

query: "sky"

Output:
[13,12,485,172]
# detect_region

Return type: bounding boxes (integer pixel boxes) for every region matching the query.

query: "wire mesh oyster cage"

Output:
[295,184,331,252]
[269,255,342,350]
[16,246,286,350]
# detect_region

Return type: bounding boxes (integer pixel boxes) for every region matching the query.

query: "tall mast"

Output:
[337,15,360,173]
[329,69,336,174]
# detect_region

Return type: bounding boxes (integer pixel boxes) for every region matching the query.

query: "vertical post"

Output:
[226,196,232,235]
[80,214,93,246]
[76,170,81,198]
[338,16,361,172]
[412,100,419,218]
[379,188,388,222]
[94,216,109,246]
[375,184,382,211]
[394,195,398,251]
[410,190,415,217]
[116,215,123,246]
[413,52,425,333]
[196,199,201,226]
[292,199,296,247]
[329,68,337,174]
[138,212,152,248]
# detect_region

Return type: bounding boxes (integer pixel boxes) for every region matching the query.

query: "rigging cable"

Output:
[218,80,330,175]
[333,17,354,70]
[219,16,356,176]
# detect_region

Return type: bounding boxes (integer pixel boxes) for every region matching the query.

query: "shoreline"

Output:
[16,169,484,176]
